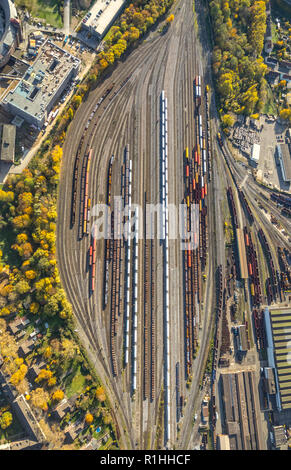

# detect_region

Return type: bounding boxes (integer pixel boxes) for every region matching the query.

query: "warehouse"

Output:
[0,123,15,163]
[264,306,291,411]
[3,40,80,128]
[276,144,291,183]
[251,143,260,164]
[82,0,127,40]
[219,370,264,450]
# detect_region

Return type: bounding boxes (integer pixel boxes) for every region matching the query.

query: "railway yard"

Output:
[55,0,291,450]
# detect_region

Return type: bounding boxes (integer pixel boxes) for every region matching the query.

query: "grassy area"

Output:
[0,226,21,268]
[100,435,113,450]
[15,0,63,28]
[193,0,198,33]
[263,82,277,115]
[64,365,87,398]
[271,22,279,43]
[205,337,214,375]
[0,411,24,444]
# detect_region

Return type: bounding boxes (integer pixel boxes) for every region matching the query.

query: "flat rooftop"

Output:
[267,307,291,409]
[251,143,260,162]
[219,370,264,450]
[0,123,15,162]
[3,39,80,123]
[84,0,127,38]
[277,144,291,182]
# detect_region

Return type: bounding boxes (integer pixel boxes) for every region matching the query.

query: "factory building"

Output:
[2,39,80,128]
[276,144,291,183]
[81,0,127,40]
[0,0,22,68]
[264,306,291,411]
[0,123,15,163]
[219,370,264,450]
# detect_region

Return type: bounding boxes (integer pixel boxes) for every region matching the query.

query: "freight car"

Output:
[239,190,254,224]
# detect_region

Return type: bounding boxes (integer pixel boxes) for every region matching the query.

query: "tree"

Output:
[10,364,28,386]
[0,411,13,430]
[14,280,31,295]
[280,108,291,121]
[0,190,14,203]
[248,1,267,56]
[30,388,49,411]
[166,14,174,24]
[72,95,82,110]
[12,214,31,229]
[25,270,37,280]
[221,113,235,128]
[103,412,112,425]
[52,390,64,402]
[30,302,39,314]
[61,338,79,359]
[95,386,106,402]
[35,369,53,384]
[43,346,52,359]
[85,413,93,424]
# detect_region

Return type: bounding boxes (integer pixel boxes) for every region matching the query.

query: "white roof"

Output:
[84,0,126,38]
[251,143,260,162]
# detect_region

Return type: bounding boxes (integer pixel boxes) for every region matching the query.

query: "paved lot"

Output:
[257,118,290,192]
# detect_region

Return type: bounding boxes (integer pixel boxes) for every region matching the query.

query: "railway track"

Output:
[56,0,221,450]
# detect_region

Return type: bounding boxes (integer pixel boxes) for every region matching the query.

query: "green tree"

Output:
[0,411,13,430]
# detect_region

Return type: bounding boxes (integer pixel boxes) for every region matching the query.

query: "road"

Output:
[64,0,70,35]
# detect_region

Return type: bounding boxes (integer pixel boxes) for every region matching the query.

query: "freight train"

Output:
[258,228,278,301]
[194,75,201,108]
[244,227,262,306]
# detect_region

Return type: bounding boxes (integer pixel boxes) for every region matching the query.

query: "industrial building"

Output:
[3,39,80,128]
[251,143,260,164]
[276,144,291,183]
[219,370,264,450]
[81,0,127,40]
[0,0,22,68]
[0,123,15,163]
[264,306,291,411]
